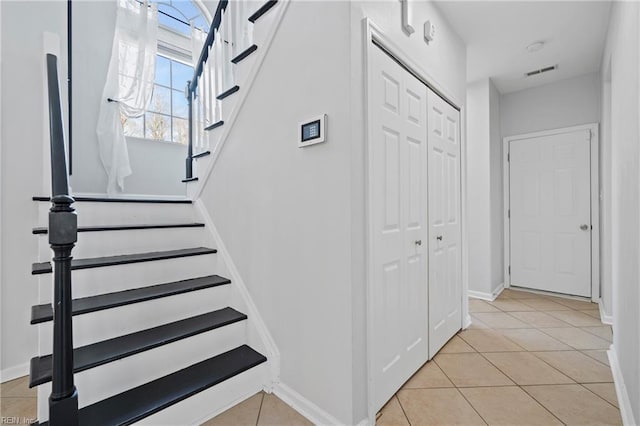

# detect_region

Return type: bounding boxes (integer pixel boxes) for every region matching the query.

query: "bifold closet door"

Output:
[427,90,462,358]
[369,45,429,411]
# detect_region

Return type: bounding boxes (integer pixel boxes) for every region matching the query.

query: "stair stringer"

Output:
[194,198,280,390]
[189,0,291,200]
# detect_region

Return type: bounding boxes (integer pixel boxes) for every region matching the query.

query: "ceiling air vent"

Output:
[525,65,557,77]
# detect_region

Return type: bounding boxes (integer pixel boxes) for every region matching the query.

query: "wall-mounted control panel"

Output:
[298,114,327,148]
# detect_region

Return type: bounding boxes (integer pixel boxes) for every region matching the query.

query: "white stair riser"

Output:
[38,253,221,301]
[220,91,241,124]
[38,284,232,348]
[139,363,268,426]
[36,227,207,260]
[251,2,280,45]
[37,321,247,421]
[37,202,196,227]
[233,48,258,86]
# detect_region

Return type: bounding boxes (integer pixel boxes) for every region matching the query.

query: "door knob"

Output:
[415,240,422,246]
[580,224,590,231]
[436,235,443,241]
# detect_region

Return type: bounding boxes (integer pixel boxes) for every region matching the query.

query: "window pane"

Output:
[155,56,171,86]
[145,112,171,142]
[172,117,189,145]
[172,89,188,118]
[172,60,193,90]
[121,113,143,138]
[149,85,171,115]
[158,6,190,35]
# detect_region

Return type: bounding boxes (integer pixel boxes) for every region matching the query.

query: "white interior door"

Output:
[369,45,428,411]
[509,129,592,297]
[427,91,462,358]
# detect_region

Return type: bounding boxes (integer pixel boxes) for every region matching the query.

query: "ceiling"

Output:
[435,1,612,94]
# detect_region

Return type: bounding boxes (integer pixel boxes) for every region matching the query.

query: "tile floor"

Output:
[378,288,620,426]
[0,289,620,425]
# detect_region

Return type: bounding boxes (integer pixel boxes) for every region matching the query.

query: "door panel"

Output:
[509,130,591,297]
[370,46,428,411]
[427,91,462,358]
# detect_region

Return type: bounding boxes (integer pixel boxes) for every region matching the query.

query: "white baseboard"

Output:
[598,299,613,325]
[273,382,344,426]
[1,362,29,383]
[608,345,637,426]
[468,283,504,302]
[463,314,472,329]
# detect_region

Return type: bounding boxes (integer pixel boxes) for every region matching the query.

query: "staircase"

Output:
[31,1,285,423]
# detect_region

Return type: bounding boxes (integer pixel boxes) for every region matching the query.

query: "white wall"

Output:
[602,2,640,424]
[0,0,67,379]
[500,72,601,138]
[70,1,185,197]
[466,78,502,298]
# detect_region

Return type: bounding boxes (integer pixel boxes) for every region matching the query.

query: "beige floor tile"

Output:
[533,351,614,383]
[469,299,500,313]
[0,376,36,398]
[582,350,611,366]
[518,298,572,311]
[434,353,514,387]
[203,392,263,426]
[469,315,491,329]
[541,327,611,350]
[547,297,599,311]
[402,361,454,389]
[483,352,574,385]
[488,299,537,312]
[500,328,573,351]
[583,383,619,408]
[581,310,602,319]
[439,335,475,353]
[580,326,613,342]
[460,386,562,426]
[458,329,524,352]
[396,388,486,425]
[472,312,532,329]
[257,394,312,426]
[500,289,544,299]
[545,310,603,327]
[0,397,37,421]
[376,395,409,426]
[507,311,572,328]
[523,384,621,425]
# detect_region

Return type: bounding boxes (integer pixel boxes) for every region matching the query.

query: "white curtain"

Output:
[96,0,158,195]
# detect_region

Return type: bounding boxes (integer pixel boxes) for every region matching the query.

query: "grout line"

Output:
[456,387,490,425]
[393,394,412,425]
[519,385,569,425]
[255,392,265,426]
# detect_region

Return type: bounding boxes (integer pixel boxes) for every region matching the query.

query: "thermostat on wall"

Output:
[298,114,327,148]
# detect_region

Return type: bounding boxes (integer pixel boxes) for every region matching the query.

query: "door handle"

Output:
[580,224,590,231]
[415,240,422,246]
[436,235,443,241]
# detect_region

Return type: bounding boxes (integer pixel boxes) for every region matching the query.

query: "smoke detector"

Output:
[525,65,558,77]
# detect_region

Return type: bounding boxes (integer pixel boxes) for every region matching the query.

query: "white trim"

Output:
[598,299,613,325]
[463,315,472,329]
[362,17,466,423]
[71,191,190,201]
[1,363,29,383]
[194,199,281,387]
[468,283,504,302]
[192,0,290,199]
[273,382,344,426]
[608,345,637,426]
[503,123,600,302]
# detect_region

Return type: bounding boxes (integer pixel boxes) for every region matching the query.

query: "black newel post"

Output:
[186,81,194,180]
[48,197,79,426]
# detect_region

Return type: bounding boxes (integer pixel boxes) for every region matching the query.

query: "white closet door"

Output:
[369,45,429,411]
[509,129,592,297]
[427,90,462,358]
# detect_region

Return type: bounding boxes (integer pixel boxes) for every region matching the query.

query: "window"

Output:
[122,0,208,144]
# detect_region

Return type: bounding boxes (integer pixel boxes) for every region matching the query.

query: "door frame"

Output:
[363,17,468,419]
[502,123,600,302]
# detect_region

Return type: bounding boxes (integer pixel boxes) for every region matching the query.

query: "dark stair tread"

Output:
[32,222,205,235]
[30,275,231,324]
[217,85,240,100]
[192,150,211,159]
[33,196,191,204]
[39,345,267,426]
[231,44,258,64]
[29,308,247,387]
[182,177,199,183]
[248,1,278,23]
[32,247,217,275]
[204,120,224,131]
